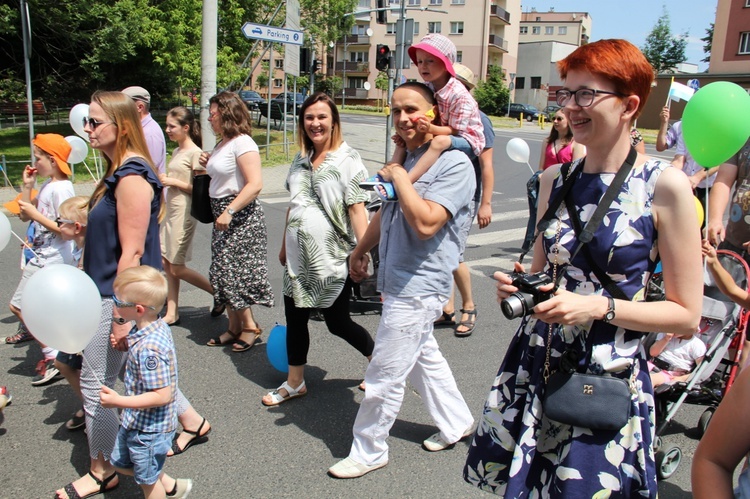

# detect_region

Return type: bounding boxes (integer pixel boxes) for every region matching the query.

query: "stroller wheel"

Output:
[655,446,682,480]
[653,436,663,453]
[698,408,715,438]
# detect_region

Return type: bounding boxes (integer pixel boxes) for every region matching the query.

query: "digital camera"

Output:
[500,272,554,320]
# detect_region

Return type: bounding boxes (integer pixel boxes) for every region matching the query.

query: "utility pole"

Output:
[201,0,218,150]
[20,0,34,164]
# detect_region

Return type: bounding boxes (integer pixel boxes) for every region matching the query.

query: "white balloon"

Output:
[69,104,90,143]
[65,136,89,164]
[506,137,531,164]
[0,211,11,252]
[21,265,102,354]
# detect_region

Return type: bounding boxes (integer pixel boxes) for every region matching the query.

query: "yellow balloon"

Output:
[694,196,704,227]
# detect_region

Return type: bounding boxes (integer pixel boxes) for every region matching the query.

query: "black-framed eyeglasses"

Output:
[82,117,114,130]
[55,217,76,227]
[112,295,156,310]
[555,88,625,108]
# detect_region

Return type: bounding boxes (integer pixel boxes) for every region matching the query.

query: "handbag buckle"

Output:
[583,384,594,395]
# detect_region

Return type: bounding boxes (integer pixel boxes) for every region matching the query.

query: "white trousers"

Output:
[349,293,474,465]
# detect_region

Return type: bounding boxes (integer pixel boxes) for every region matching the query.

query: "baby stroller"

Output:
[349,196,382,315]
[649,249,750,480]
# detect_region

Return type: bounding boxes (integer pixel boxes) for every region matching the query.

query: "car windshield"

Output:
[527,106,539,112]
[241,91,258,98]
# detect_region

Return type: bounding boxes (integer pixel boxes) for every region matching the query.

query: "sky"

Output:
[519,0,717,71]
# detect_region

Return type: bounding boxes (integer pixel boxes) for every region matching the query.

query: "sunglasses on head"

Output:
[112,295,156,310]
[83,117,114,130]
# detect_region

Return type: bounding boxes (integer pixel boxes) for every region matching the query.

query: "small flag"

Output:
[669,81,695,102]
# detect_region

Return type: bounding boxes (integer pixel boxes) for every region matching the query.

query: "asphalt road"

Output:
[0,119,699,498]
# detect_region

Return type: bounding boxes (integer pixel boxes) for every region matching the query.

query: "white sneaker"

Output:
[328,457,388,479]
[422,424,476,452]
[167,478,193,498]
[31,360,62,386]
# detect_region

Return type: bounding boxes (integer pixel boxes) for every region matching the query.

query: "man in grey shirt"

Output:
[328,82,475,479]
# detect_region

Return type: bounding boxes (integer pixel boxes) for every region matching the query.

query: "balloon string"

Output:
[80,351,105,387]
[82,161,100,183]
[525,162,535,175]
[10,229,42,264]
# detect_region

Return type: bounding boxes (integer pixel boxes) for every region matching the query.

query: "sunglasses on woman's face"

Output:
[552,117,564,122]
[83,117,114,130]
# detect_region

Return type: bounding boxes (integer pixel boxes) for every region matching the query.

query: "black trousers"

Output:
[284,278,375,366]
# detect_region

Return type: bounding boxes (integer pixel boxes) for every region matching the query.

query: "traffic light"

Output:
[376,44,390,71]
[312,59,322,73]
[300,47,310,74]
[376,0,387,24]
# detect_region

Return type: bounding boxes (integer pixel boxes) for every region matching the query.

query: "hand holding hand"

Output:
[702,239,718,265]
[110,321,130,351]
[349,250,370,283]
[99,385,119,408]
[706,220,725,246]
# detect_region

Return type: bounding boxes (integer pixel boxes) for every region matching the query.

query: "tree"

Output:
[473,65,509,117]
[701,23,714,64]
[641,7,688,73]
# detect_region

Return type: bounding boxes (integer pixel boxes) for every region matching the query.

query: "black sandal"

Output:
[170,417,211,456]
[59,471,118,499]
[206,330,238,346]
[232,328,262,353]
[434,311,456,326]
[210,299,226,317]
[454,309,477,337]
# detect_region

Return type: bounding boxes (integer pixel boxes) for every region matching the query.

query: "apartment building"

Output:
[249,0,522,104]
[515,9,591,110]
[709,0,750,74]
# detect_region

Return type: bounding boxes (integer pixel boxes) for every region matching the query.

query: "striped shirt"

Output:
[121,319,178,433]
[429,77,485,157]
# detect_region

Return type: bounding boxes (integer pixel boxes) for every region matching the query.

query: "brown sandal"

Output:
[206,330,238,346]
[232,327,262,352]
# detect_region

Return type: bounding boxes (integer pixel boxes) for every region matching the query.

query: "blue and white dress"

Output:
[464,158,668,498]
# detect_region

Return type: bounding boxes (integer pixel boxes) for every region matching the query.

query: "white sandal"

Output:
[262,380,307,406]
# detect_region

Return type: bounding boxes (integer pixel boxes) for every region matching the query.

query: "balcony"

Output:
[488,34,508,52]
[339,34,371,45]
[490,5,511,24]
[335,61,370,73]
[340,88,370,99]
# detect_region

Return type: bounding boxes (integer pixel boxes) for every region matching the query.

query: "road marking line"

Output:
[466,227,527,246]
[466,255,520,277]
[473,209,528,225]
[260,195,291,204]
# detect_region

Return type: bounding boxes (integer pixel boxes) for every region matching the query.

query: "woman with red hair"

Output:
[464,39,702,497]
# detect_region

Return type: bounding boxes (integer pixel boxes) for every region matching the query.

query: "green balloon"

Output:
[682,81,750,168]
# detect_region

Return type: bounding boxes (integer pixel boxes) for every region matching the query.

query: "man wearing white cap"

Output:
[122,86,167,175]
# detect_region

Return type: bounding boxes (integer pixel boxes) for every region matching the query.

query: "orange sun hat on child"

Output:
[32,134,72,176]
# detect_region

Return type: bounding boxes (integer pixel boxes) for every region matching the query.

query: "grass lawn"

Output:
[0,120,299,187]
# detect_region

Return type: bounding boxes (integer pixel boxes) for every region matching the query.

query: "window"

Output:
[535,16,541,21]
[413,22,419,35]
[746,0,750,6]
[273,79,283,88]
[545,26,553,35]
[428,22,442,34]
[516,77,525,89]
[532,26,540,35]
[349,77,367,89]
[450,22,464,35]
[350,51,369,62]
[386,23,396,35]
[429,0,441,4]
[520,26,528,35]
[740,32,750,54]
[274,59,283,69]
[451,0,465,4]
[530,77,541,89]
[407,0,420,5]
[358,0,369,6]
[456,50,462,63]
[352,24,366,35]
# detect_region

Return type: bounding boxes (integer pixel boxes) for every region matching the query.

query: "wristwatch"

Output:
[227,207,236,216]
[113,316,128,325]
[603,297,616,323]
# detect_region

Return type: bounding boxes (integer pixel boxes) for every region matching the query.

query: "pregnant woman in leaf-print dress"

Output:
[261,92,374,407]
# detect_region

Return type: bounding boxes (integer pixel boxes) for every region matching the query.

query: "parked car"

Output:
[239,90,266,110]
[270,92,306,115]
[542,104,561,120]
[507,103,541,122]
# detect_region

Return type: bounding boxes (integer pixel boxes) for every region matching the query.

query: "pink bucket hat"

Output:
[408,34,457,77]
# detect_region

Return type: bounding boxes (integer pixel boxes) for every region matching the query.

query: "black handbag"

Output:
[537,148,639,430]
[190,173,213,224]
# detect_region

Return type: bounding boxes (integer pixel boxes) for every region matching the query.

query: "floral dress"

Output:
[464,158,668,498]
[282,142,369,308]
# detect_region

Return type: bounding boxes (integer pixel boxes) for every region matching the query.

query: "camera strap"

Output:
[558,147,637,298]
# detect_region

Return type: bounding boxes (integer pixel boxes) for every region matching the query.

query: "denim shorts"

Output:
[110,427,175,485]
[449,135,476,161]
[55,351,82,370]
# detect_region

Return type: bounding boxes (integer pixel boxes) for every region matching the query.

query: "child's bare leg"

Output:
[407,135,452,183]
[389,145,407,166]
[55,361,82,399]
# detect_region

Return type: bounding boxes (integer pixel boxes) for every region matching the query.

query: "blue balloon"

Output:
[266,324,289,373]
